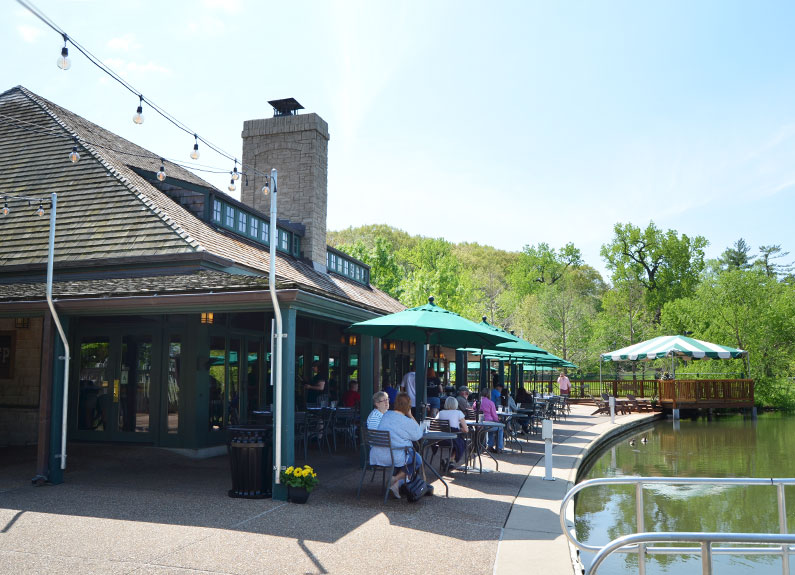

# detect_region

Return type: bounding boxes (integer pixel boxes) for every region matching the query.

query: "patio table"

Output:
[462,421,504,473]
[416,431,456,497]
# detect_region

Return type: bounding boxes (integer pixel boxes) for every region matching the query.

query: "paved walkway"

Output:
[0,405,659,575]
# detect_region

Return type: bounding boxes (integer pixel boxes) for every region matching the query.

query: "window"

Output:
[261,221,269,244]
[343,260,349,276]
[278,229,289,251]
[238,211,247,233]
[250,218,259,238]
[212,199,221,222]
[225,205,235,228]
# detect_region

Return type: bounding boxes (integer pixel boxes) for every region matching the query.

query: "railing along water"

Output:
[560,477,795,575]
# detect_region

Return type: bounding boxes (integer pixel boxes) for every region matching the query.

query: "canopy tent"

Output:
[599,335,749,391]
[601,335,747,362]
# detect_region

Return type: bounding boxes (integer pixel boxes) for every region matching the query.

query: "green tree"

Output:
[399,237,473,313]
[507,242,583,299]
[600,221,708,321]
[336,236,403,299]
[756,244,794,279]
[719,238,755,271]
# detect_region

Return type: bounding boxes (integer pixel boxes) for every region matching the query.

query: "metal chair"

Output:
[357,428,397,503]
[333,407,358,450]
[428,418,453,473]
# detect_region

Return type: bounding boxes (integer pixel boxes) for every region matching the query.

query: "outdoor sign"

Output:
[0,332,15,379]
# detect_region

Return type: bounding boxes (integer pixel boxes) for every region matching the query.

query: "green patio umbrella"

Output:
[347,297,514,415]
[477,317,549,355]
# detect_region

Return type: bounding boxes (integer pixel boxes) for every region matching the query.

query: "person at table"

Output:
[373,392,423,499]
[367,391,389,430]
[304,361,326,406]
[400,363,416,415]
[516,385,532,405]
[383,379,398,409]
[456,386,470,413]
[341,380,361,407]
[507,393,531,434]
[491,382,504,405]
[426,368,443,417]
[477,387,504,453]
[557,371,571,397]
[437,396,469,469]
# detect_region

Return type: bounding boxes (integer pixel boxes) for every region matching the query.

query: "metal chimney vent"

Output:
[268,98,304,117]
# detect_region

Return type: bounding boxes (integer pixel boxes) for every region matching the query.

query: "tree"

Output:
[756,244,794,279]
[507,242,583,298]
[337,236,403,300]
[398,237,473,313]
[719,238,755,271]
[600,221,708,321]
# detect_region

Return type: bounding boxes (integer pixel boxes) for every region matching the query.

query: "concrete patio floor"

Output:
[0,405,659,575]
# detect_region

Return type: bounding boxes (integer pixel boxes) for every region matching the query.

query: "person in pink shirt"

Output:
[557,371,571,396]
[477,388,504,453]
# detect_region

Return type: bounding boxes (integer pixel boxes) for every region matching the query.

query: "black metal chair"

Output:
[357,428,397,503]
[428,418,453,473]
[333,407,358,450]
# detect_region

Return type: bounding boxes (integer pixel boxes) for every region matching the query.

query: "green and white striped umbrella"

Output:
[601,335,747,362]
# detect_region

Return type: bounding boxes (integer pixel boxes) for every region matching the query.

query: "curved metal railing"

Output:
[560,477,795,575]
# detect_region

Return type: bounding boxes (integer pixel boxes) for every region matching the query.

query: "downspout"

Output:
[45,193,70,471]
[266,170,283,484]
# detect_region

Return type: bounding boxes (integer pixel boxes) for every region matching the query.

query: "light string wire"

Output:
[14,0,270,183]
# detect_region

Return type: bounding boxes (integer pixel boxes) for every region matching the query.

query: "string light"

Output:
[56,33,70,70]
[2,201,8,216]
[69,136,80,163]
[262,177,270,196]
[190,134,200,160]
[157,158,166,182]
[227,175,236,192]
[132,95,144,125]
[36,203,45,216]
[231,160,240,181]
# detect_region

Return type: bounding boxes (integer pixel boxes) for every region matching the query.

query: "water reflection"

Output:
[576,413,794,574]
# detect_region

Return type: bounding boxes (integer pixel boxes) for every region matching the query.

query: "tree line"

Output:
[328,223,795,408]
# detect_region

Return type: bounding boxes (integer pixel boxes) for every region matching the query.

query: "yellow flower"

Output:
[285,466,294,474]
[293,468,302,477]
[312,473,317,478]
[304,465,312,471]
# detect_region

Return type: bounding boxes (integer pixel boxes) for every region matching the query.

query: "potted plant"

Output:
[280,465,319,503]
[650,395,658,410]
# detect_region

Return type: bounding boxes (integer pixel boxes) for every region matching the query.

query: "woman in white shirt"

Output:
[436,396,469,470]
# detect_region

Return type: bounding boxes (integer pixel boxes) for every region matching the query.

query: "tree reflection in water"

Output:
[576,413,794,574]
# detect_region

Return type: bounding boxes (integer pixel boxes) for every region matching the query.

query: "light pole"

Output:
[263,169,283,484]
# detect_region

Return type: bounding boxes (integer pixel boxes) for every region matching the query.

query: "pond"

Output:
[575,412,795,574]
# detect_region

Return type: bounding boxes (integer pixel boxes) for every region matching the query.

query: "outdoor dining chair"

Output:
[428,418,453,473]
[357,428,397,503]
[332,407,358,450]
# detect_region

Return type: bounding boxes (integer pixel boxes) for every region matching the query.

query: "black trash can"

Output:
[227,426,272,499]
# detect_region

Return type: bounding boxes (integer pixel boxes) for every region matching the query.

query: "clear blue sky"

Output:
[5,0,795,278]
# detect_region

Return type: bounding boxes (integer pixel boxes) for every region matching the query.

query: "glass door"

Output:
[76,337,112,435]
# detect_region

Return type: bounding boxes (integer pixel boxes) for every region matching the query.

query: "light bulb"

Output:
[190,135,200,160]
[69,146,80,163]
[228,178,236,192]
[36,204,45,217]
[2,203,8,216]
[157,161,166,182]
[133,106,144,124]
[232,166,240,181]
[262,183,269,196]
[57,46,71,70]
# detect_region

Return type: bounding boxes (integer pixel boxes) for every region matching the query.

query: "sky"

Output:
[4,0,795,279]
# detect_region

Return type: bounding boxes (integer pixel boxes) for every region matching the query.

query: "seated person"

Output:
[341,381,361,407]
[507,393,531,433]
[456,386,470,413]
[373,392,423,500]
[426,368,443,417]
[436,396,469,469]
[491,382,504,405]
[477,387,504,453]
[516,385,532,405]
[367,391,389,430]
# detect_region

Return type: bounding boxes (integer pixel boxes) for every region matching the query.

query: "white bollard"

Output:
[609,396,615,424]
[542,419,555,481]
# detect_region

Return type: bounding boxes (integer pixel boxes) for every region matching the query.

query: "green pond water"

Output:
[575,412,795,575]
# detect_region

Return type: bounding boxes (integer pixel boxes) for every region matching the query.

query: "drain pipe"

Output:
[44,193,70,471]
[265,170,283,484]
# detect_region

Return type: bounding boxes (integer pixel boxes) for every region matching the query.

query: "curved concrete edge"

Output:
[495,411,663,575]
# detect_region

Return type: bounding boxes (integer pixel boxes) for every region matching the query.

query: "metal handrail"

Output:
[588,532,795,575]
[560,477,795,575]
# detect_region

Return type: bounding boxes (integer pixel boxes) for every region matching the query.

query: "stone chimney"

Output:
[240,99,329,272]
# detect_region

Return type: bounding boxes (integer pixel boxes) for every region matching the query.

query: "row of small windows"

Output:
[212,198,298,256]
[327,251,369,285]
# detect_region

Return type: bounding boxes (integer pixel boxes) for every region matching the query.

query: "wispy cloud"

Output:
[17,25,43,43]
[107,33,141,53]
[203,0,243,13]
[103,58,172,78]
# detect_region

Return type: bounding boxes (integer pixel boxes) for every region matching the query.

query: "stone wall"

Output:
[0,317,42,446]
[240,113,330,270]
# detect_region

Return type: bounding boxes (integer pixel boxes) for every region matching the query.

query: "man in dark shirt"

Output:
[456,386,470,413]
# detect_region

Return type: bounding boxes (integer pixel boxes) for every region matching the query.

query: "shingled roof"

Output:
[0,86,403,315]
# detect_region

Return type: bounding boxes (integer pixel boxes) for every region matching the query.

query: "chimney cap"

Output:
[268,98,304,117]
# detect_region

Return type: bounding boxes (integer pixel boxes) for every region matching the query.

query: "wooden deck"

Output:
[658,379,755,409]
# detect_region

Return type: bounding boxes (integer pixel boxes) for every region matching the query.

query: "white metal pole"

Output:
[266,170,284,484]
[44,193,70,471]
